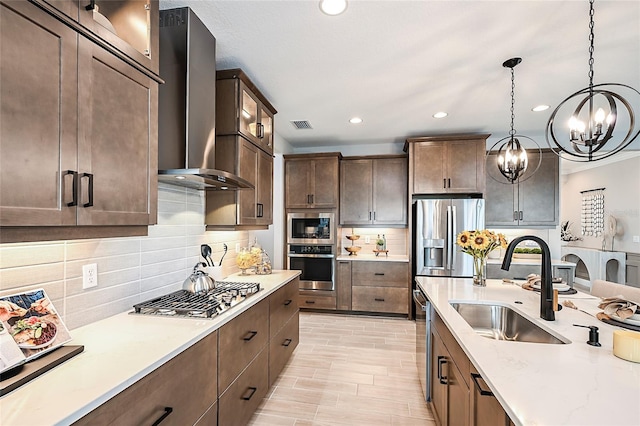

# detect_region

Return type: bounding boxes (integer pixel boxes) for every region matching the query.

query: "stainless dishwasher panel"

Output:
[413,288,431,401]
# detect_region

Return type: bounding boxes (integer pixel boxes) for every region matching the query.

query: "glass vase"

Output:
[473,256,487,287]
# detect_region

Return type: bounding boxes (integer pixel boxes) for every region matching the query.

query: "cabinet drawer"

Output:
[194,401,217,426]
[218,298,269,394]
[352,262,408,287]
[433,311,470,387]
[299,292,337,310]
[73,331,217,426]
[270,278,299,337]
[269,312,299,387]
[218,348,269,426]
[352,286,407,314]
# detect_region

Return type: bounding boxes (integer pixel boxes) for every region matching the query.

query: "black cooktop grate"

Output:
[133,281,260,318]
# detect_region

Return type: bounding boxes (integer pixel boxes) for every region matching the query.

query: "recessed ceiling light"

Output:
[349,117,363,124]
[532,105,550,112]
[433,112,448,119]
[320,0,347,16]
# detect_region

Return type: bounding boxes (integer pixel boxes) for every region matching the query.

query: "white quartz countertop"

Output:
[0,270,300,426]
[336,253,409,262]
[416,276,640,426]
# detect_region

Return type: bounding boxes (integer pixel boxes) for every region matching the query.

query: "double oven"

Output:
[286,212,335,291]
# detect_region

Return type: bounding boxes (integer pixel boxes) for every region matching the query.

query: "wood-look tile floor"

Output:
[248,312,436,426]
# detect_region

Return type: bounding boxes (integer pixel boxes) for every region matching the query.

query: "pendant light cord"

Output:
[510,66,516,138]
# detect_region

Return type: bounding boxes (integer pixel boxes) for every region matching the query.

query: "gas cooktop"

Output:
[132,281,261,319]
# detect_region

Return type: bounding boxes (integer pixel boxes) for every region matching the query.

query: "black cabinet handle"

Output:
[305,300,315,304]
[307,194,311,204]
[443,178,447,188]
[471,373,494,396]
[513,211,518,221]
[519,211,523,221]
[448,178,451,188]
[243,330,258,341]
[437,356,448,385]
[242,387,257,401]
[284,299,292,306]
[282,338,292,347]
[82,173,93,207]
[151,407,173,426]
[369,211,372,220]
[374,298,385,302]
[374,272,385,276]
[65,170,78,207]
[257,203,263,218]
[259,123,265,138]
[310,194,314,204]
[85,0,95,10]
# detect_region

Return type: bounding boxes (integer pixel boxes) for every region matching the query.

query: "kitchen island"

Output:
[0,270,300,426]
[416,276,640,426]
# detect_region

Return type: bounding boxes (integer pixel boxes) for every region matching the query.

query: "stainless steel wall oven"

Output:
[287,244,335,291]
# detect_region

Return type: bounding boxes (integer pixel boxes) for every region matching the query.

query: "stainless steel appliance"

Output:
[287,245,335,291]
[414,197,485,277]
[413,287,431,401]
[133,281,260,318]
[157,7,252,190]
[287,212,335,245]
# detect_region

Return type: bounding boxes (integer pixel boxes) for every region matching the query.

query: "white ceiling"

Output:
[158,0,640,157]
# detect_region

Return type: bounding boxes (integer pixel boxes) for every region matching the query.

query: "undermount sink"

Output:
[450,302,569,344]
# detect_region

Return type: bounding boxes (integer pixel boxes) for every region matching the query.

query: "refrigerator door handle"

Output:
[451,205,457,270]
[446,205,452,271]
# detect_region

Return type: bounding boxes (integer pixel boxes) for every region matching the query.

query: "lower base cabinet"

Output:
[73,331,218,426]
[299,290,337,310]
[351,286,407,313]
[430,310,512,426]
[219,349,269,426]
[269,313,300,387]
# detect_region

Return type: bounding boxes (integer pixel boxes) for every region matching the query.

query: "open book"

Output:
[0,289,72,375]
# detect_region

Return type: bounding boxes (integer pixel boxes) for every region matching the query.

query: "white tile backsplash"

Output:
[0,183,252,330]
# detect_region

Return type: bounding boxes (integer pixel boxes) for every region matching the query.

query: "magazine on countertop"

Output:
[0,289,72,375]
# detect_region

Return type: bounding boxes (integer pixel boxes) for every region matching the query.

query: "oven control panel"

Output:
[288,245,334,255]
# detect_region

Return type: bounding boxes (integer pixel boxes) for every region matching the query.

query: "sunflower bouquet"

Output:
[456,230,508,286]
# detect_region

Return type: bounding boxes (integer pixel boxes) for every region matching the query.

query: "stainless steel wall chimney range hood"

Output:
[157,7,253,190]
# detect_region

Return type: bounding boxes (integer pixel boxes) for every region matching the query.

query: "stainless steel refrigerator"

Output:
[414,197,485,277]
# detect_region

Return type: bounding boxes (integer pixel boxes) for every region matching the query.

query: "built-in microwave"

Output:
[286,212,335,245]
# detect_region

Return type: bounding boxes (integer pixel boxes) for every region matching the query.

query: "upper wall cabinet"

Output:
[405,134,489,195]
[485,149,559,228]
[340,156,408,226]
[31,0,159,75]
[216,69,277,156]
[0,0,159,241]
[285,153,341,209]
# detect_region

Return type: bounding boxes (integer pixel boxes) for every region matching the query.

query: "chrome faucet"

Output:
[501,235,555,321]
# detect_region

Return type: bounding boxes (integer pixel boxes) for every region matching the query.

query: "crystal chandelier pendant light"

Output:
[487,57,541,185]
[546,0,640,162]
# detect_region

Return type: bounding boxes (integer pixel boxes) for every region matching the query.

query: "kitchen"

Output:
[1,0,640,425]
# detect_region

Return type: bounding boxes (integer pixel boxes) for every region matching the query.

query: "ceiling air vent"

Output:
[291,120,313,129]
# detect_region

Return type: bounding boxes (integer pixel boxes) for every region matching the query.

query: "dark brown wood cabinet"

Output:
[216,69,276,156]
[73,331,218,426]
[406,134,489,195]
[485,150,559,227]
[336,260,352,310]
[285,153,341,209]
[207,135,273,228]
[470,364,511,426]
[340,156,408,226]
[0,0,159,241]
[350,261,409,314]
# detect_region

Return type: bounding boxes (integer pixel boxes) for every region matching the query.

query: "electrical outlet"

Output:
[82,263,98,289]
[633,236,640,243]
[365,236,370,244]
[235,243,241,252]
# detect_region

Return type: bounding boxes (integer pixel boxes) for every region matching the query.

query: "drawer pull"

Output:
[242,386,258,401]
[151,407,173,426]
[282,338,292,347]
[305,300,315,304]
[374,273,385,276]
[82,173,94,208]
[65,170,78,206]
[374,298,385,302]
[437,356,448,385]
[284,299,292,306]
[243,331,258,341]
[471,373,494,397]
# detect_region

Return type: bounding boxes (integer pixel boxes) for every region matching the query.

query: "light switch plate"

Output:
[82,263,98,289]
[633,236,640,243]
